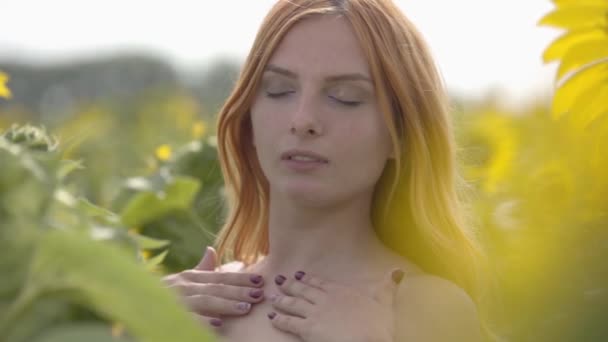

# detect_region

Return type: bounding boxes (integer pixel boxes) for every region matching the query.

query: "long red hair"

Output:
[215,0,486,304]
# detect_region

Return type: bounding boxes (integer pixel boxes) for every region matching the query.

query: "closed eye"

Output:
[266,91,295,98]
[329,95,362,107]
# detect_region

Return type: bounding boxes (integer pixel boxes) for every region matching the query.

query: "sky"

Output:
[0,0,561,105]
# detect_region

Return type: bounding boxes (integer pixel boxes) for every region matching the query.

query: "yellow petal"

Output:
[543,28,606,63]
[0,71,12,99]
[539,6,608,30]
[553,0,608,7]
[154,144,172,161]
[557,38,608,79]
[141,250,152,261]
[552,62,608,118]
[570,83,608,129]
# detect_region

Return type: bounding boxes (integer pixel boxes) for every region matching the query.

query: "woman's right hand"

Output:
[162,246,265,329]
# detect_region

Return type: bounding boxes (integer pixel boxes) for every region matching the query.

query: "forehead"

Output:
[267,15,371,78]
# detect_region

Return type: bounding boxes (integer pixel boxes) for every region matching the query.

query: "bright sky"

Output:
[0,0,560,105]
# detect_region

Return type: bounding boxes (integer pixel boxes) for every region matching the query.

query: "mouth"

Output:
[280,149,329,163]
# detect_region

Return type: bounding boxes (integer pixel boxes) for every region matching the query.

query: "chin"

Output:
[273,180,335,206]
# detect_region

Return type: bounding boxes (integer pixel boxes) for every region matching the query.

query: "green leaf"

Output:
[32,323,130,342]
[2,177,54,218]
[77,197,120,221]
[145,250,169,270]
[120,176,201,227]
[130,233,170,250]
[25,230,215,342]
[140,214,213,272]
[56,159,84,181]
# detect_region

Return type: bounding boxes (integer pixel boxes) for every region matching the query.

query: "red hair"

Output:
[215,0,486,303]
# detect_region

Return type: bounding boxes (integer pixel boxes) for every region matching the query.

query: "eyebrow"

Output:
[264,64,373,84]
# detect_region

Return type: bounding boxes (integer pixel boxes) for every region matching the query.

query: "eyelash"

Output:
[265,92,362,107]
[330,96,362,107]
[265,91,294,99]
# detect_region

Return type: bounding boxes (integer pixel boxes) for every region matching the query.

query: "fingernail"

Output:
[236,302,251,311]
[294,271,306,280]
[275,275,286,285]
[250,275,263,284]
[249,288,264,299]
[210,318,223,327]
[392,269,405,285]
[268,312,277,320]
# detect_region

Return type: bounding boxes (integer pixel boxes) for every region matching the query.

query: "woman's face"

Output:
[250,15,394,206]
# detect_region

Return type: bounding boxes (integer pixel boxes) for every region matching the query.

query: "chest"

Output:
[219,300,301,342]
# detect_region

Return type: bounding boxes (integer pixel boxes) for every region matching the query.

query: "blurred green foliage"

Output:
[0,124,217,342]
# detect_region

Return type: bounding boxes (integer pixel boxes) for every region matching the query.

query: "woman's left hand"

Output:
[267,268,405,342]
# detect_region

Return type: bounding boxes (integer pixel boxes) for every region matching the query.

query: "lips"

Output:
[280,149,329,163]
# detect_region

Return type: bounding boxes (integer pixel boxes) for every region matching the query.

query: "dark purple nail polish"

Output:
[210,318,223,327]
[294,271,306,280]
[250,274,263,284]
[275,275,286,285]
[250,288,264,299]
[268,312,277,320]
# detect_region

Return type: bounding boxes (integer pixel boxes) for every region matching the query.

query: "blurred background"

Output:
[1,0,607,341]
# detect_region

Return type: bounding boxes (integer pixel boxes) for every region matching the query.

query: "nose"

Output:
[289,94,324,137]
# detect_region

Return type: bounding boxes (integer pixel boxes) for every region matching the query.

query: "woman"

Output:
[165,0,488,340]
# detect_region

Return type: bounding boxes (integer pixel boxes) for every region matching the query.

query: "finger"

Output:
[161,272,180,286]
[270,294,313,318]
[186,294,254,316]
[181,270,264,287]
[196,314,223,329]
[195,246,217,271]
[375,267,405,305]
[268,311,307,337]
[173,283,265,303]
[275,274,324,304]
[293,271,331,290]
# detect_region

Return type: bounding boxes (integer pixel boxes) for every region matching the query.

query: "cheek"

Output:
[250,103,289,166]
[250,105,274,146]
[337,117,392,181]
[343,116,392,159]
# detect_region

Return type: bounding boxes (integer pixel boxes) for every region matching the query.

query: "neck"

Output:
[257,189,384,281]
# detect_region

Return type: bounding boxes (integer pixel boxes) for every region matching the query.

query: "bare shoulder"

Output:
[394,273,483,342]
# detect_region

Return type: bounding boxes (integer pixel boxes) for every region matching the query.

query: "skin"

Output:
[250,14,395,281]
[169,14,483,342]
[163,247,267,328]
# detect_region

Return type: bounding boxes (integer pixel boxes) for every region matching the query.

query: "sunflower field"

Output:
[0,1,607,341]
